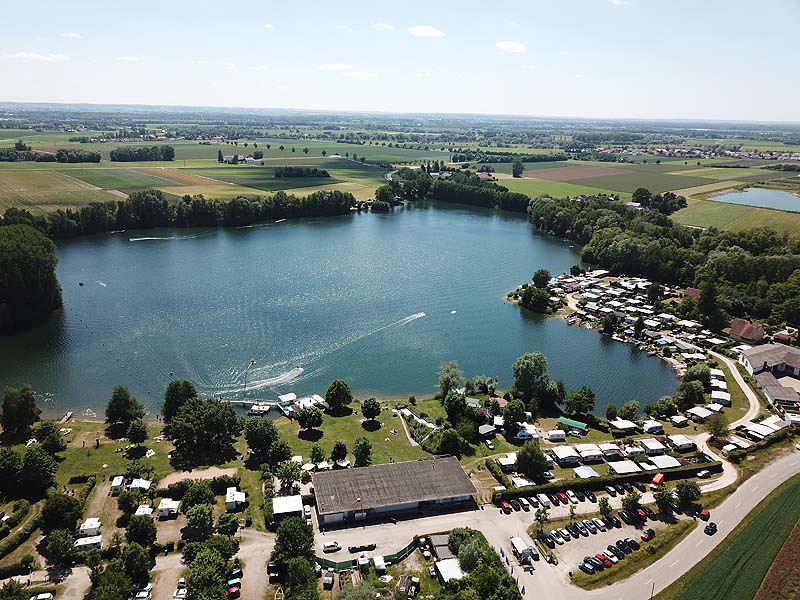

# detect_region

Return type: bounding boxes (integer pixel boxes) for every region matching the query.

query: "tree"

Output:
[520,285,550,312]
[244,417,280,459]
[443,389,467,423]
[0,449,21,497]
[511,158,524,178]
[182,481,215,512]
[541,379,566,411]
[457,539,483,572]
[565,386,595,416]
[598,497,612,521]
[217,150,223,163]
[621,491,642,513]
[325,379,353,414]
[19,447,57,498]
[117,489,142,517]
[516,441,550,479]
[512,352,549,409]
[45,528,74,565]
[122,542,150,586]
[502,399,526,436]
[570,264,583,276]
[92,559,132,600]
[186,503,214,540]
[361,397,381,421]
[1,385,41,440]
[684,364,711,391]
[673,379,705,410]
[600,313,618,335]
[438,361,465,398]
[569,503,577,523]
[216,511,239,537]
[276,460,301,489]
[634,316,645,337]
[36,421,66,455]
[272,516,314,565]
[297,406,323,431]
[42,493,82,532]
[674,480,701,509]
[632,187,652,205]
[532,269,551,289]
[0,580,26,600]
[285,557,319,599]
[310,443,324,464]
[706,412,729,439]
[605,403,618,421]
[0,225,62,334]
[185,546,227,600]
[169,398,242,466]
[105,386,144,430]
[331,441,348,461]
[618,400,640,420]
[437,428,466,457]
[126,515,157,547]
[534,505,549,534]
[653,485,674,514]
[646,283,662,303]
[162,380,197,425]
[126,419,148,446]
[353,437,372,467]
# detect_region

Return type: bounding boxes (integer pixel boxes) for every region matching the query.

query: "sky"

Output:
[1,0,798,122]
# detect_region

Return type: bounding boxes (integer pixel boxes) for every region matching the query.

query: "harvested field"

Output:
[671,180,746,197]
[55,167,181,192]
[754,518,800,600]
[135,167,222,186]
[575,172,712,193]
[523,164,633,181]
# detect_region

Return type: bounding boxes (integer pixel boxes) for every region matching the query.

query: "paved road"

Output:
[709,349,762,426]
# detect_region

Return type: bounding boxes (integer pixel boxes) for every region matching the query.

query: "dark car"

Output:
[585,490,597,502]
[510,499,521,512]
[566,523,580,539]
[614,484,626,495]
[268,562,281,583]
[575,521,589,536]
[527,496,539,508]
[624,537,641,551]
[583,519,597,534]
[642,506,656,519]
[621,482,634,493]
[549,493,561,506]
[228,567,243,580]
[704,522,718,535]
[641,528,656,542]
[607,544,625,560]
[632,481,646,492]
[585,556,604,570]
[616,539,632,555]
[540,533,556,549]
[607,514,621,528]
[604,485,617,497]
[578,561,596,575]
[575,489,586,502]
[619,510,634,524]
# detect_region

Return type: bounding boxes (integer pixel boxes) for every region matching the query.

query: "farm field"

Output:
[498,175,630,199]
[654,474,800,600]
[753,519,800,600]
[573,171,712,193]
[670,167,788,182]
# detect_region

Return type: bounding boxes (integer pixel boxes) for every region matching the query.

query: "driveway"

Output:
[152,552,184,600]
[237,528,274,600]
[709,349,761,426]
[56,566,91,599]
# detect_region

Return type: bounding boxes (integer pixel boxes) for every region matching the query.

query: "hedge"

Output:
[492,461,723,503]
[0,515,42,561]
[728,429,791,464]
[68,474,93,484]
[485,459,510,488]
[0,500,33,539]
[78,476,97,509]
[155,475,241,499]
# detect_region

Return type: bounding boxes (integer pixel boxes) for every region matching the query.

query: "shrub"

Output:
[485,459,510,488]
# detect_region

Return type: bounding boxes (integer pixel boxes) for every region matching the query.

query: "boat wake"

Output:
[129,231,213,242]
[218,367,305,395]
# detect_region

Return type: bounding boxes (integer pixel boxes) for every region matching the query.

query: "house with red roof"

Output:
[730,318,765,344]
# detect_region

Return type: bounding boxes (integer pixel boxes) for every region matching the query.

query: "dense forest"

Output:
[0,188,357,238]
[0,224,62,334]
[109,145,175,162]
[528,195,800,326]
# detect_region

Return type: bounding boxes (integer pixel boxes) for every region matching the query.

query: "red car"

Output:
[641,528,656,541]
[500,501,511,514]
[595,553,613,568]
[555,492,569,504]
[636,508,647,520]
[227,585,241,599]
[699,509,710,521]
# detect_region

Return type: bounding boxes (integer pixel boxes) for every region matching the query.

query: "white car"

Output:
[303,505,312,518]
[558,528,572,541]
[592,518,607,532]
[604,551,619,564]
[795,442,800,451]
[173,591,187,600]
[551,530,564,545]
[323,541,342,553]
[30,595,54,600]
[177,578,186,589]
[697,470,711,479]
[566,490,579,504]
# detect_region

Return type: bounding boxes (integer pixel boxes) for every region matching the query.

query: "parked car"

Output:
[568,429,582,438]
[583,519,597,534]
[527,496,540,508]
[177,578,186,589]
[559,528,572,541]
[575,489,586,502]
[173,590,187,600]
[621,482,634,493]
[624,537,641,551]
[551,530,564,545]
[642,506,656,519]
[585,490,597,502]
[500,501,512,514]
[595,553,613,568]
[607,544,625,560]
[632,481,646,492]
[348,543,377,553]
[323,541,342,553]
[604,485,617,497]
[555,492,569,505]
[641,528,656,541]
[584,556,604,570]
[592,518,607,532]
[578,561,596,575]
[429,565,436,577]
[566,490,579,504]
[704,522,718,535]
[510,499,521,512]
[226,584,240,599]
[636,508,647,520]
[268,562,281,583]
[537,494,551,508]
[566,523,580,539]
[29,595,54,600]
[518,497,531,512]
[485,440,495,450]
[539,533,555,549]
[699,509,711,521]
[619,510,634,524]
[614,484,626,495]
[697,470,711,479]
[548,493,560,506]
[606,514,621,528]
[616,539,632,555]
[575,521,589,536]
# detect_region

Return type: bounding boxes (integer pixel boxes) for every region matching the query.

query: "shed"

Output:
[546,429,566,442]
[111,476,124,495]
[478,424,496,438]
[158,498,179,518]
[225,487,246,512]
[573,465,599,479]
[556,416,587,432]
[372,555,386,574]
[497,453,517,473]
[608,460,641,475]
[435,558,466,583]
[639,438,666,455]
[650,455,682,469]
[609,419,638,433]
[687,406,713,422]
[710,391,731,406]
[272,495,303,523]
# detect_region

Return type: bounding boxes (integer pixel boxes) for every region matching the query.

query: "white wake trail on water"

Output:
[128,231,214,242]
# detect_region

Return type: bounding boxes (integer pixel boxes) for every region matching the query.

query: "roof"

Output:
[551,445,579,459]
[436,558,466,582]
[687,406,713,419]
[158,498,179,510]
[684,287,701,299]
[608,460,641,475]
[609,418,637,430]
[130,478,151,490]
[272,494,303,515]
[226,487,246,504]
[111,475,124,486]
[754,371,800,402]
[74,535,102,547]
[312,457,476,516]
[556,416,587,431]
[730,318,764,341]
[639,438,666,450]
[574,443,602,456]
[667,434,694,447]
[598,442,621,453]
[649,455,682,469]
[80,518,100,529]
[135,505,153,517]
[573,466,599,478]
[742,343,800,372]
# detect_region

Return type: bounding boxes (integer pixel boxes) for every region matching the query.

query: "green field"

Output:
[655,474,800,600]
[498,176,630,199]
[671,167,788,182]
[672,196,800,234]
[575,172,712,193]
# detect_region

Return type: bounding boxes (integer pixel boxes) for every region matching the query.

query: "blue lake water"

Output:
[711,187,800,212]
[0,202,678,417]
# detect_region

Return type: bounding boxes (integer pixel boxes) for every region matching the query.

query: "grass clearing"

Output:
[654,474,800,600]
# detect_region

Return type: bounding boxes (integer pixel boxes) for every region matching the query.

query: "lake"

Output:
[711,187,800,212]
[0,202,677,418]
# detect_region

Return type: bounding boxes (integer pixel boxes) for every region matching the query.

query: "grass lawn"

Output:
[56,167,183,192]
[237,466,266,532]
[654,474,800,600]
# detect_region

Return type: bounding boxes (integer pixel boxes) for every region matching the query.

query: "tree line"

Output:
[273,166,330,178]
[109,145,175,161]
[450,150,568,164]
[0,147,100,163]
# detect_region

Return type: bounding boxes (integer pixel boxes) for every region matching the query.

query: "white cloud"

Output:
[506,20,519,27]
[520,64,536,70]
[341,71,378,80]
[249,64,270,71]
[496,40,526,53]
[223,61,236,70]
[1,51,70,62]
[60,32,83,39]
[575,73,584,78]
[263,23,275,31]
[115,55,141,62]
[408,25,445,38]
[608,0,630,5]
[373,22,393,31]
[318,63,355,72]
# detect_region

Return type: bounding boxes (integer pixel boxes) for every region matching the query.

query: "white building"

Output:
[158,498,179,518]
[515,423,539,441]
[111,476,124,495]
[74,535,102,551]
[272,495,304,524]
[574,443,604,462]
[129,478,152,493]
[78,517,101,537]
[598,442,622,458]
[687,406,713,422]
[642,419,663,434]
[608,460,641,475]
[225,487,246,512]
[639,438,666,456]
[134,505,153,517]
[609,419,638,434]
[649,455,682,469]
[669,415,689,428]
[710,390,731,406]
[667,434,695,452]
[551,445,580,466]
[546,429,566,442]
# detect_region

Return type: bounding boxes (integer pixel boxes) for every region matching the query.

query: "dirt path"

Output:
[159,466,237,487]
[238,528,275,600]
[56,566,91,599]
[398,415,419,447]
[151,552,185,600]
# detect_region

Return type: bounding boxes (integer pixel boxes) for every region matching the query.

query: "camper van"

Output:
[510,537,537,564]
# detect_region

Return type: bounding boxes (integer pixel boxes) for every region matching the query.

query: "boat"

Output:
[247,403,271,416]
